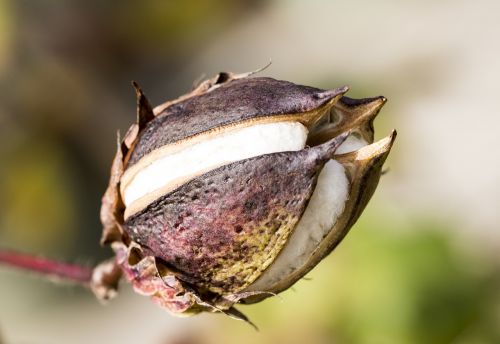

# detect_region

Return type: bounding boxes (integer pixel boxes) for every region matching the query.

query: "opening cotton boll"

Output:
[98,71,394,320]
[121,121,308,217]
[246,160,349,291]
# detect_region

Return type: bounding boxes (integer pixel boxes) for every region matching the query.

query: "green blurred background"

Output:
[1,0,499,343]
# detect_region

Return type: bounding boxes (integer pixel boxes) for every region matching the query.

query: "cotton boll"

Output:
[97,72,394,321]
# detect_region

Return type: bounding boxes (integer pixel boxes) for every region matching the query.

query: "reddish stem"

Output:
[0,249,93,285]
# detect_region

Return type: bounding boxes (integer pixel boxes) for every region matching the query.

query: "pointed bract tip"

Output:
[250,59,272,75]
[115,130,122,147]
[337,129,353,143]
[337,95,387,124]
[371,95,387,105]
[224,307,259,330]
[231,60,273,80]
[356,96,387,131]
[372,96,387,109]
[317,130,352,159]
[314,86,349,100]
[382,129,397,149]
[356,129,396,161]
[339,95,386,108]
[373,96,387,112]
[133,81,155,128]
[131,80,142,96]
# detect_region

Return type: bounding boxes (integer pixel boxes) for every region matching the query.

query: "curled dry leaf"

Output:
[94,68,396,324]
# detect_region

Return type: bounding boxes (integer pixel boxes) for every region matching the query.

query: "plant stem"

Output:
[0,249,93,286]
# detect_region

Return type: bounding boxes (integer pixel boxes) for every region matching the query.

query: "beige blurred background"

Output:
[1,0,499,343]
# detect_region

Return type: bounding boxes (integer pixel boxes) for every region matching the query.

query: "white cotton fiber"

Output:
[335,134,368,154]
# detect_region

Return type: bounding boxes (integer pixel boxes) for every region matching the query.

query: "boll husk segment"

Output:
[96,70,396,323]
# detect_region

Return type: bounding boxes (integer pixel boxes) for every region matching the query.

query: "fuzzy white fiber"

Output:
[335,134,368,154]
[121,121,308,208]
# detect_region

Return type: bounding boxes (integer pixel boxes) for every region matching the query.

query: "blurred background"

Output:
[1,0,499,343]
